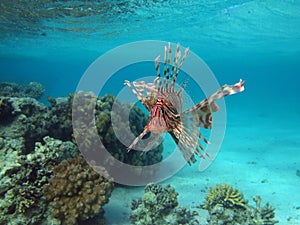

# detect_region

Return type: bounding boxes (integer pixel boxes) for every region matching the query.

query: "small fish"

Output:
[125,42,245,164]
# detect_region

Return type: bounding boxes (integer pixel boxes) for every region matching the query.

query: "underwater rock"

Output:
[203,183,278,225]
[0,82,44,99]
[44,155,114,225]
[130,183,200,225]
[0,136,77,225]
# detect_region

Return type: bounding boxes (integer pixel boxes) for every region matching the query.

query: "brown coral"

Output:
[44,155,114,225]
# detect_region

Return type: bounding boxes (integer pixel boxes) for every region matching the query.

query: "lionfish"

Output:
[124,43,244,164]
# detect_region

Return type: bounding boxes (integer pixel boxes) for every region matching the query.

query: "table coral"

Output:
[130,183,200,225]
[44,155,114,225]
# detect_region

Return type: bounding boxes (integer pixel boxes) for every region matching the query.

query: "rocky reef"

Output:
[203,183,279,225]
[130,183,200,225]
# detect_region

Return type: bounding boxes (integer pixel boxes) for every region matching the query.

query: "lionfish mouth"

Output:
[124,42,245,164]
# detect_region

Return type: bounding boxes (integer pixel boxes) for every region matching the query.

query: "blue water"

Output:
[1,0,300,224]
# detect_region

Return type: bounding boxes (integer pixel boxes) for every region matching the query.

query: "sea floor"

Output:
[104,101,300,225]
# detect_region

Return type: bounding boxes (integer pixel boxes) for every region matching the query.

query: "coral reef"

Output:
[0,96,48,152]
[45,96,73,141]
[130,183,200,225]
[0,90,162,165]
[0,136,78,225]
[44,155,114,225]
[0,82,44,99]
[72,92,163,167]
[203,184,278,225]
[0,89,164,223]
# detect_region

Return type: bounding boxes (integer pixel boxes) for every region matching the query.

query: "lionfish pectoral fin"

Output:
[169,131,196,165]
[221,79,245,97]
[195,142,210,159]
[140,133,161,156]
[127,126,149,152]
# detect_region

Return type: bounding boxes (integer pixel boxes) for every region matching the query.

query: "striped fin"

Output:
[133,81,145,95]
[171,45,190,92]
[124,80,144,102]
[171,43,181,83]
[163,43,172,91]
[127,126,150,152]
[169,131,196,164]
[155,55,161,78]
[182,79,245,116]
[154,56,162,91]
[145,83,157,98]
[125,80,152,112]
[168,106,210,164]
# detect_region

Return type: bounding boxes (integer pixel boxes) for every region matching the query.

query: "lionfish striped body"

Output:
[125,43,245,164]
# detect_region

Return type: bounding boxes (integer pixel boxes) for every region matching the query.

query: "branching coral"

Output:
[130,183,200,225]
[44,155,114,225]
[251,196,279,225]
[203,183,247,210]
[203,184,278,225]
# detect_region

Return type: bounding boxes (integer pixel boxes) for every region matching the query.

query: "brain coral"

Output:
[44,155,114,225]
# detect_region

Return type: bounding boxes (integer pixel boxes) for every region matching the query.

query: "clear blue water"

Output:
[1,0,300,224]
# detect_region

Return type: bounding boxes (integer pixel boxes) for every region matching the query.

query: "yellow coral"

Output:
[203,183,247,210]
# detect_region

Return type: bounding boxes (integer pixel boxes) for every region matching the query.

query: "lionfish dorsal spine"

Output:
[124,80,144,102]
[162,43,172,92]
[171,44,190,92]
[145,83,157,99]
[154,55,162,92]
